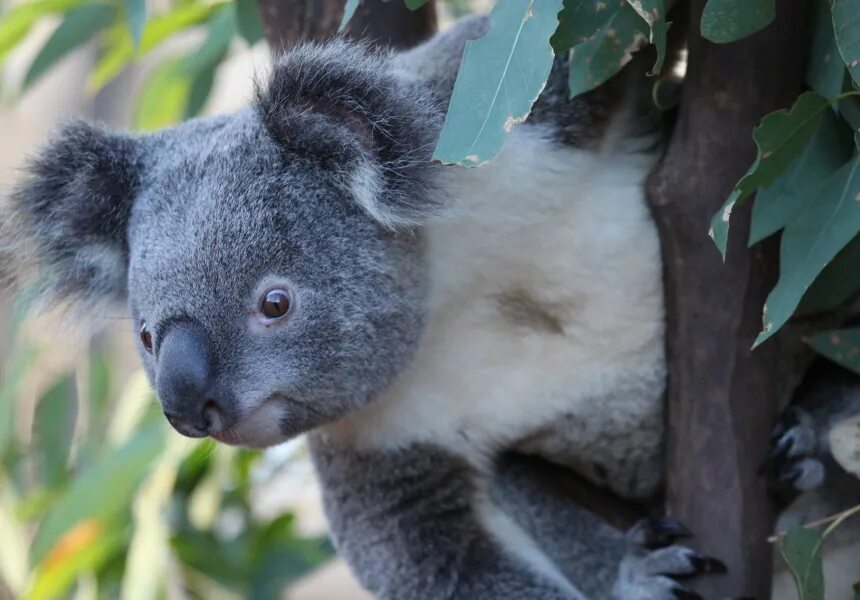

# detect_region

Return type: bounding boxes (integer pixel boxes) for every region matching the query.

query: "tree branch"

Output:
[648,1,809,596]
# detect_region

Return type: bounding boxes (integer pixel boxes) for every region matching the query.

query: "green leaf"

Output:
[30,421,165,563]
[834,0,860,89]
[755,156,860,347]
[338,0,360,33]
[405,0,429,9]
[570,3,648,97]
[184,57,222,119]
[853,581,860,600]
[778,527,825,600]
[179,5,234,78]
[552,0,620,52]
[625,0,667,74]
[701,0,775,44]
[809,328,860,374]
[87,2,223,93]
[32,375,78,488]
[123,0,146,49]
[750,111,854,245]
[23,4,117,91]
[135,58,191,130]
[433,0,563,167]
[710,92,831,257]
[798,234,860,314]
[808,0,845,99]
[0,0,83,64]
[0,347,38,460]
[236,0,263,45]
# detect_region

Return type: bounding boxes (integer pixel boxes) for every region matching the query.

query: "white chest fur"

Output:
[328,125,666,493]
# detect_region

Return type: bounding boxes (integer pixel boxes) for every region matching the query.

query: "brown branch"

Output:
[255,0,437,52]
[649,1,809,597]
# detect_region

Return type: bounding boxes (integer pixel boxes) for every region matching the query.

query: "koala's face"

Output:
[4,41,444,447]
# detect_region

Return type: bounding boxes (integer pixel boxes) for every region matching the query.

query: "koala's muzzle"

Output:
[155,322,227,438]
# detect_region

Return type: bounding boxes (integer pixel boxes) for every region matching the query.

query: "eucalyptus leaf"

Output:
[710,92,831,258]
[755,156,860,347]
[339,0,360,33]
[552,0,623,52]
[798,234,860,314]
[32,375,78,489]
[236,0,264,45]
[123,0,146,49]
[0,0,83,63]
[23,4,117,90]
[30,422,165,563]
[808,0,845,99]
[567,3,648,97]
[701,0,775,44]
[135,59,191,130]
[809,328,860,374]
[750,110,854,245]
[778,527,825,600]
[833,0,860,88]
[0,347,37,460]
[433,0,563,166]
[405,0,429,9]
[625,0,667,74]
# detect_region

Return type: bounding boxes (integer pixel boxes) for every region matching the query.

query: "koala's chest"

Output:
[336,129,667,472]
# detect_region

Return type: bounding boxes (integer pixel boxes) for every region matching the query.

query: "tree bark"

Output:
[256,0,436,52]
[649,1,808,597]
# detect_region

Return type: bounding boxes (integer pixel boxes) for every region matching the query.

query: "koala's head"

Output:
[2,20,487,447]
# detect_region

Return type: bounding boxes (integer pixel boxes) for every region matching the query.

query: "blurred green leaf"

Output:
[135,58,192,130]
[235,0,263,44]
[834,0,860,89]
[808,328,860,374]
[23,4,117,90]
[755,157,860,347]
[710,92,831,257]
[405,0,429,9]
[179,4,234,78]
[625,0,667,74]
[338,0,359,32]
[433,0,562,167]
[809,0,845,99]
[0,0,82,64]
[0,347,38,460]
[779,527,825,600]
[249,516,333,600]
[32,375,78,489]
[123,0,146,49]
[798,234,860,314]
[31,420,165,563]
[88,2,225,93]
[27,521,126,600]
[853,581,859,599]
[750,110,854,245]
[701,0,775,44]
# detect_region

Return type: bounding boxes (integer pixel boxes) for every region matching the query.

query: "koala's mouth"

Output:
[210,395,292,448]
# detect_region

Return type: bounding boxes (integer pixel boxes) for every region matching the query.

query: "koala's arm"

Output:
[309,434,588,600]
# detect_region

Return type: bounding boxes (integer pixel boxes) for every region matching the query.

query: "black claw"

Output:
[690,555,728,575]
[642,517,693,548]
[672,588,704,600]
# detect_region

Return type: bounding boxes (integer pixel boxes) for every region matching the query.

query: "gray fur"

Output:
[7,14,834,600]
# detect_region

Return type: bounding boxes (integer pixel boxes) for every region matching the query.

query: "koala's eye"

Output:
[139,322,153,354]
[260,289,292,320]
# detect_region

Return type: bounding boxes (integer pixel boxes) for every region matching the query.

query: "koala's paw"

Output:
[612,518,726,600]
[766,407,825,501]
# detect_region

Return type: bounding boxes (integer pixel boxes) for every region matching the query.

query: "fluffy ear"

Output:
[1,120,140,314]
[256,38,448,228]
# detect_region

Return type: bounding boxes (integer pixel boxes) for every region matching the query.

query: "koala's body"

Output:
[6,14,855,600]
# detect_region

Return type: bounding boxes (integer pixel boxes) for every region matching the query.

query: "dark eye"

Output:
[139,321,153,354]
[260,289,292,320]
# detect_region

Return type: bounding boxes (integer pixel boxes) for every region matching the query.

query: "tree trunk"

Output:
[256,0,436,52]
[649,1,808,597]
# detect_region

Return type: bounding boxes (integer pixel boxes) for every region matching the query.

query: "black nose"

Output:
[155,322,226,438]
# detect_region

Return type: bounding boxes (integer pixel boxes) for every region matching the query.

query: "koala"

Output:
[4,13,813,600]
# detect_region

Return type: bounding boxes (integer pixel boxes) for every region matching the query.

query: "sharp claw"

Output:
[690,555,728,575]
[651,517,693,538]
[672,588,704,600]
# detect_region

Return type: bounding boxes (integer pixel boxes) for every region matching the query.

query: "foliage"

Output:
[0,335,331,599]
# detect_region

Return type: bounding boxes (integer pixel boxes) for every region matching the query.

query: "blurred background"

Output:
[0,0,485,597]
